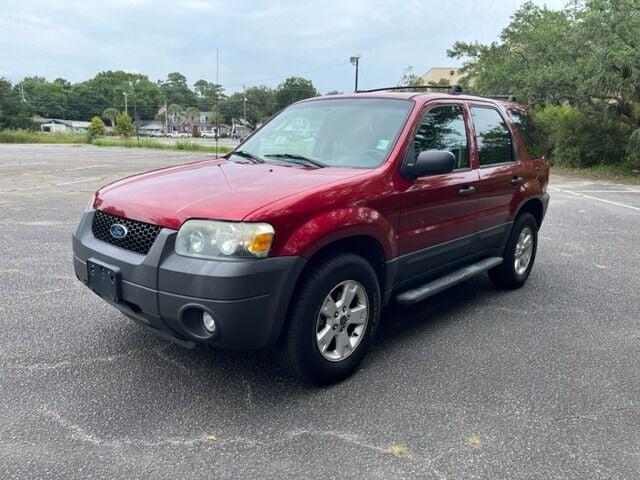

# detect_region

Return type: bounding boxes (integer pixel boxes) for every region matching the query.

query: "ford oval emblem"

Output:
[109,223,128,239]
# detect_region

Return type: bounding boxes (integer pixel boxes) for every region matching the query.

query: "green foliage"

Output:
[0,129,88,144]
[533,105,629,167]
[448,0,640,169]
[102,108,119,127]
[0,78,35,129]
[625,129,640,170]
[114,113,135,137]
[220,86,278,125]
[275,77,318,109]
[87,116,106,140]
[398,66,424,87]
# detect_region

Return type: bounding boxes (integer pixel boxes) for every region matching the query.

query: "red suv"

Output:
[73,88,549,384]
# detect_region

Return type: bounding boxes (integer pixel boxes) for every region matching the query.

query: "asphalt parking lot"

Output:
[0,144,638,479]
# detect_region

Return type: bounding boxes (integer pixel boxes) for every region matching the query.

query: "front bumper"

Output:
[72,210,306,349]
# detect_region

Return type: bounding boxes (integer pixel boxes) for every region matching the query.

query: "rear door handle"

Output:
[458,185,476,196]
[511,176,525,186]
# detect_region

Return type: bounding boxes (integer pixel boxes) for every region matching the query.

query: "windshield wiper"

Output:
[228,150,265,163]
[265,153,327,169]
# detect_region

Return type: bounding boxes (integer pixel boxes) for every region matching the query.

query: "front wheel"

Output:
[488,212,538,289]
[276,253,381,385]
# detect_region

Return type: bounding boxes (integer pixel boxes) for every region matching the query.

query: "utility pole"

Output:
[350,55,360,92]
[20,83,25,102]
[123,92,128,115]
[243,85,247,120]
[129,80,139,140]
[164,99,168,135]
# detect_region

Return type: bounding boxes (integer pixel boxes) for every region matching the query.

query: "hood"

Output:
[94,159,366,230]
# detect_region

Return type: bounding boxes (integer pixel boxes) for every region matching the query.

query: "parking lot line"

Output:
[56,177,102,186]
[549,186,640,212]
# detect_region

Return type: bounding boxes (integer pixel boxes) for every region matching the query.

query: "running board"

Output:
[395,257,503,306]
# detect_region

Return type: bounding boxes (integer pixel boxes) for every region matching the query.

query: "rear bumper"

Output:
[73,210,306,349]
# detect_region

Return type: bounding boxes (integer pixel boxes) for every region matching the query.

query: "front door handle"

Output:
[511,176,525,186]
[458,185,476,196]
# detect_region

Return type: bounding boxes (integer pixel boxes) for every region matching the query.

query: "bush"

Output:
[87,116,106,140]
[114,113,135,137]
[533,105,630,168]
[625,129,640,171]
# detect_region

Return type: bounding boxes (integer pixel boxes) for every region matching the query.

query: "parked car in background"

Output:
[200,131,217,138]
[73,87,549,384]
[166,131,189,138]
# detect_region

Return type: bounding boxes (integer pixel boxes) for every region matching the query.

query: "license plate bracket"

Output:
[87,258,122,303]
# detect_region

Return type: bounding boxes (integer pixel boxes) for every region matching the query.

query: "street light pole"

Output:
[350,55,360,92]
[123,92,128,115]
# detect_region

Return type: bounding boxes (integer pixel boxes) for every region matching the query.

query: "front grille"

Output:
[92,210,162,255]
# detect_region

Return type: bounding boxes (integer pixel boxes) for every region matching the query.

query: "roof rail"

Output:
[355,85,517,102]
[356,84,464,95]
[482,94,517,102]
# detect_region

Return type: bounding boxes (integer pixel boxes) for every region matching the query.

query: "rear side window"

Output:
[414,105,469,169]
[470,106,514,166]
[508,108,543,158]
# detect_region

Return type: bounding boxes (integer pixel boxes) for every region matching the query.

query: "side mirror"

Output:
[414,150,455,177]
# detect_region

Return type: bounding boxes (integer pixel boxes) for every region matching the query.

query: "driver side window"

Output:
[414,105,469,169]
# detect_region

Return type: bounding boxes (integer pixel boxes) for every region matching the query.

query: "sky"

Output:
[0,0,567,94]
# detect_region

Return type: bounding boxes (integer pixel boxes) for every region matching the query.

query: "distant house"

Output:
[139,120,164,135]
[35,118,91,134]
[231,118,253,139]
[421,67,462,85]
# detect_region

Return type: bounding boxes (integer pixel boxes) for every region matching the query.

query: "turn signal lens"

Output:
[248,232,275,257]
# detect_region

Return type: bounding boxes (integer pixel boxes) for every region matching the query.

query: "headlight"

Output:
[175,220,275,260]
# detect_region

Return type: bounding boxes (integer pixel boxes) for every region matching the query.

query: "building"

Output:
[231,118,253,139]
[421,67,462,86]
[35,118,91,134]
[139,120,164,135]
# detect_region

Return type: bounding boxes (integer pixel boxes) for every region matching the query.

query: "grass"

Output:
[0,129,232,154]
[0,129,89,144]
[552,164,640,185]
[92,137,231,154]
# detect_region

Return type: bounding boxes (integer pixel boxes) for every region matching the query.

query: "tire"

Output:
[488,212,538,290]
[276,253,381,385]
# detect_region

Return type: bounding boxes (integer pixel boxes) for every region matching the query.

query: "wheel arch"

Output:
[515,197,544,228]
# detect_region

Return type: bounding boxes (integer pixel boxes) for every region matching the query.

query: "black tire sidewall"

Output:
[504,213,538,284]
[287,254,381,384]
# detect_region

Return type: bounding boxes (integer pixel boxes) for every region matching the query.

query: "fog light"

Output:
[202,311,216,334]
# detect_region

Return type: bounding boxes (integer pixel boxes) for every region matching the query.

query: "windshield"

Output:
[238,98,413,168]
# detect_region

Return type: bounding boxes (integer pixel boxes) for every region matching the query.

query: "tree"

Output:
[446,0,640,168]
[275,77,318,108]
[219,86,278,126]
[0,78,34,129]
[114,113,135,137]
[160,72,197,107]
[398,66,424,87]
[87,116,106,140]
[102,108,119,128]
[193,79,224,111]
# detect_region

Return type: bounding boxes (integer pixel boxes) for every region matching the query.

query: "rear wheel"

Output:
[488,213,538,289]
[276,253,381,385]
